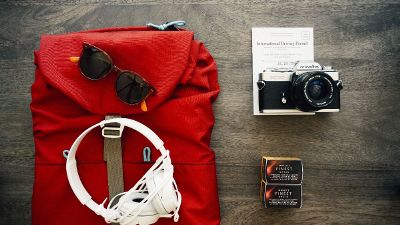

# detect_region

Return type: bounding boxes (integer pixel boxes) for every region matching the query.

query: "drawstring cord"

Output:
[147,21,186,31]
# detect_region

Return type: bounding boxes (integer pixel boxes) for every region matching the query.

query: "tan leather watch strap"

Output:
[103,115,124,212]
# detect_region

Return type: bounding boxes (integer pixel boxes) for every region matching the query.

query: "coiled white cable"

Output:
[103,151,182,225]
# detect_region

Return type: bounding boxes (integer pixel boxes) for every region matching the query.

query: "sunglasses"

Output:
[70,43,155,111]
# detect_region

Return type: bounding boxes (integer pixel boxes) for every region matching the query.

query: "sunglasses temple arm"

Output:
[140,101,148,112]
[69,57,80,63]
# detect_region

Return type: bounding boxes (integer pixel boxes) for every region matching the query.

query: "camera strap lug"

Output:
[337,80,343,90]
[257,80,266,90]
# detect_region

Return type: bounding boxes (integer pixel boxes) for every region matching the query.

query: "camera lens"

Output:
[307,80,327,100]
[289,72,336,111]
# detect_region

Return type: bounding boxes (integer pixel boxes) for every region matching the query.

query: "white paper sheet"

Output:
[252,27,314,115]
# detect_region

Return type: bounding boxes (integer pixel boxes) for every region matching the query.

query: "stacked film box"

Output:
[260,157,303,208]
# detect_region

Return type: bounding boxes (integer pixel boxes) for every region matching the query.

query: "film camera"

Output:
[257,61,343,115]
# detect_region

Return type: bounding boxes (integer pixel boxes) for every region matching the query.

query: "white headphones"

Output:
[65,118,182,225]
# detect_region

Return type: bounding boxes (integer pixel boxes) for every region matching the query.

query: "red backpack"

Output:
[31,25,220,225]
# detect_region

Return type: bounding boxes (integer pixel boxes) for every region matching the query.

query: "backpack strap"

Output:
[103,115,124,216]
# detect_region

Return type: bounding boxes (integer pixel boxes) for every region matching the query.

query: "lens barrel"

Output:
[289,72,336,112]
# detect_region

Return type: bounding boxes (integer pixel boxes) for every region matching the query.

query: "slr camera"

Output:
[257,61,343,115]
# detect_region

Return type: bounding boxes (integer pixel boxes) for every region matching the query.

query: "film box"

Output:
[260,156,303,184]
[260,180,302,208]
[260,156,303,208]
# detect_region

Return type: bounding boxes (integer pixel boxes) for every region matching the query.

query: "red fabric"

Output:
[30,27,220,225]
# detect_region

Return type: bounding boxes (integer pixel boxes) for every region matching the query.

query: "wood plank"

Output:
[0,1,399,224]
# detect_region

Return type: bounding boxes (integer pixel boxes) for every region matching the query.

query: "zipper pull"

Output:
[143,147,151,162]
[147,21,186,31]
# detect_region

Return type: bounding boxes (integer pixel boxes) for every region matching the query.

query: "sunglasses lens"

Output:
[116,72,153,105]
[79,45,112,80]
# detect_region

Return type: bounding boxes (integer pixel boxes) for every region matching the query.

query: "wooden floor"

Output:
[0,0,399,224]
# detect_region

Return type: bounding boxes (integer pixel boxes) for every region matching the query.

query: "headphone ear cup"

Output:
[146,169,178,215]
[119,193,159,225]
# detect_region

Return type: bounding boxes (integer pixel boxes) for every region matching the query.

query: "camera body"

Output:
[257,61,343,115]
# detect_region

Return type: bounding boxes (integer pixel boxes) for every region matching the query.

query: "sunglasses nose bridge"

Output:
[113,65,122,73]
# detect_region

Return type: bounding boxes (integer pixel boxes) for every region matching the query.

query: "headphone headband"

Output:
[66,118,167,217]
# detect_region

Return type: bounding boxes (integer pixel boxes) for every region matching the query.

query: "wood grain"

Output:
[0,0,399,224]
